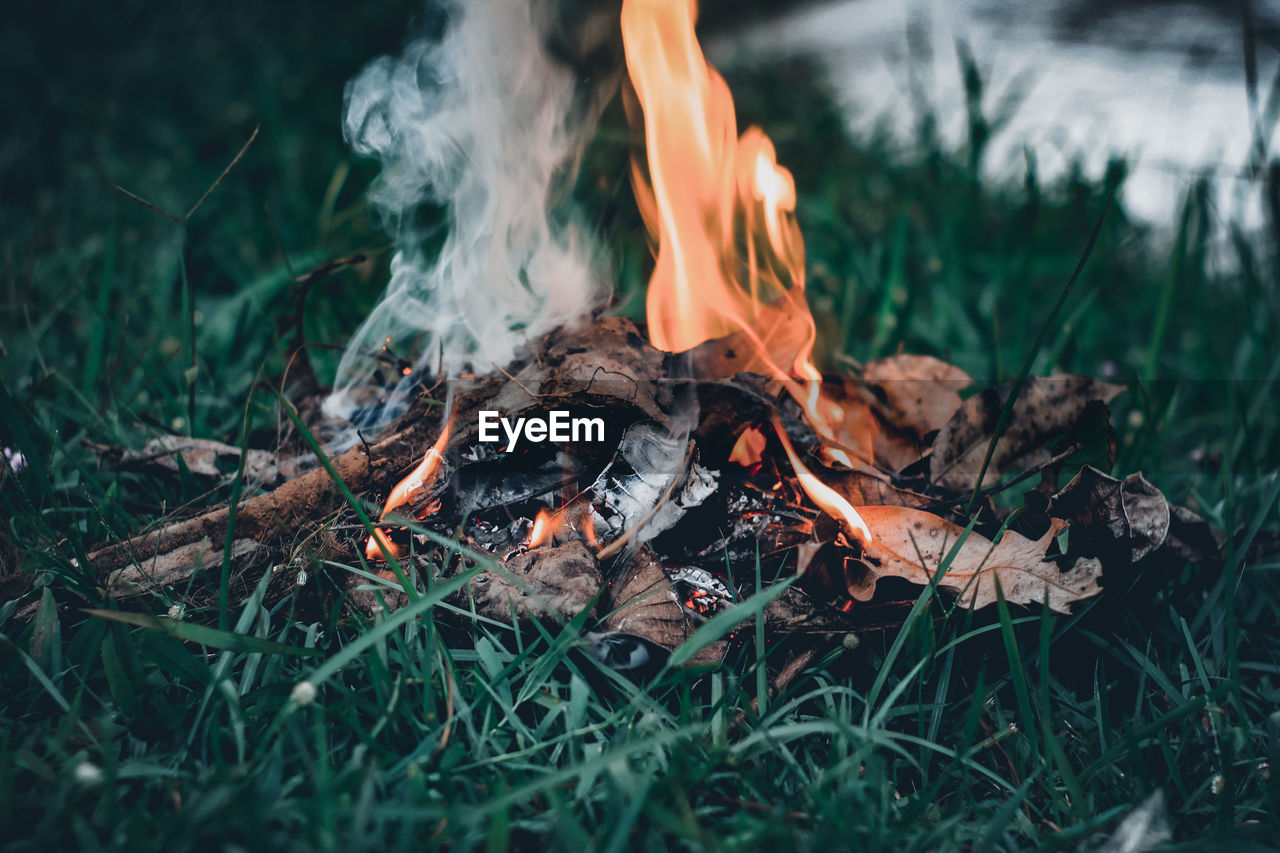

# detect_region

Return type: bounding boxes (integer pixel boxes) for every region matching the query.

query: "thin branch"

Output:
[112,185,186,226]
[185,125,260,222]
[491,361,545,400]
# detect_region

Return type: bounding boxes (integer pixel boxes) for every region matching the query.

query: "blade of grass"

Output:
[667,575,795,669]
[81,229,114,397]
[219,386,257,629]
[301,565,479,690]
[84,609,320,657]
[276,389,417,599]
[864,517,980,724]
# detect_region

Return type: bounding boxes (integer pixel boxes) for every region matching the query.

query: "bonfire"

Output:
[75,0,1218,676]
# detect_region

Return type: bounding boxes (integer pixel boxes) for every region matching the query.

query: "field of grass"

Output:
[2,2,1279,849]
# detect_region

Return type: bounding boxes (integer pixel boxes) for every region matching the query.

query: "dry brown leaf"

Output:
[1048,467,1168,562]
[863,354,973,438]
[468,541,603,624]
[601,549,725,665]
[930,376,1124,491]
[1047,466,1221,567]
[848,506,1102,614]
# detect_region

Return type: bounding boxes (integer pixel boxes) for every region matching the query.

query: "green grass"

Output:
[3,2,1280,849]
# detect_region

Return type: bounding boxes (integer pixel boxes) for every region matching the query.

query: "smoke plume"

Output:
[325,0,614,427]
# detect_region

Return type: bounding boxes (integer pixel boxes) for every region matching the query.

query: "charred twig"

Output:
[927,443,1080,514]
[87,411,437,584]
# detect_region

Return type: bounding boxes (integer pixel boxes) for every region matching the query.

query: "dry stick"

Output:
[185,125,260,222]
[114,125,261,227]
[594,440,695,561]
[87,413,434,579]
[112,185,187,226]
[490,361,545,400]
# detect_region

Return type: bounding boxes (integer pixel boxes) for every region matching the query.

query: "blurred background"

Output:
[717,0,1280,228]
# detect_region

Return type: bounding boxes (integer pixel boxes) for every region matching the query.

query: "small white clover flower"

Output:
[291,680,318,706]
[2,446,26,473]
[1210,774,1224,796]
[74,761,103,786]
[166,604,185,620]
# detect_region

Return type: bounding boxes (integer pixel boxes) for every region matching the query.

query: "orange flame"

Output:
[622,0,860,456]
[365,416,453,561]
[771,415,871,544]
[527,508,559,549]
[623,1,809,365]
[622,0,873,538]
[729,425,767,470]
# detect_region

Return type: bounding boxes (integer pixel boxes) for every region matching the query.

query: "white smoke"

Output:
[325,0,613,428]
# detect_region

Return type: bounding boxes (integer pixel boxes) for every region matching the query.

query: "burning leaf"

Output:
[930,376,1124,491]
[591,423,718,545]
[693,302,819,384]
[366,417,454,561]
[772,415,872,543]
[540,318,670,426]
[850,506,1102,614]
[601,549,726,665]
[622,0,864,473]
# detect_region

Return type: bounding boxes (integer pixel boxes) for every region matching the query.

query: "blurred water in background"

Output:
[713,0,1280,231]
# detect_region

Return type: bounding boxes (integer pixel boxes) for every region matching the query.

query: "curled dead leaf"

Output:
[601,549,725,665]
[850,506,1102,614]
[930,375,1124,491]
[1048,466,1220,567]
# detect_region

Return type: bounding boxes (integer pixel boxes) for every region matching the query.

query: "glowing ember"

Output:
[365,417,453,561]
[771,415,871,545]
[621,0,867,467]
[729,425,767,470]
